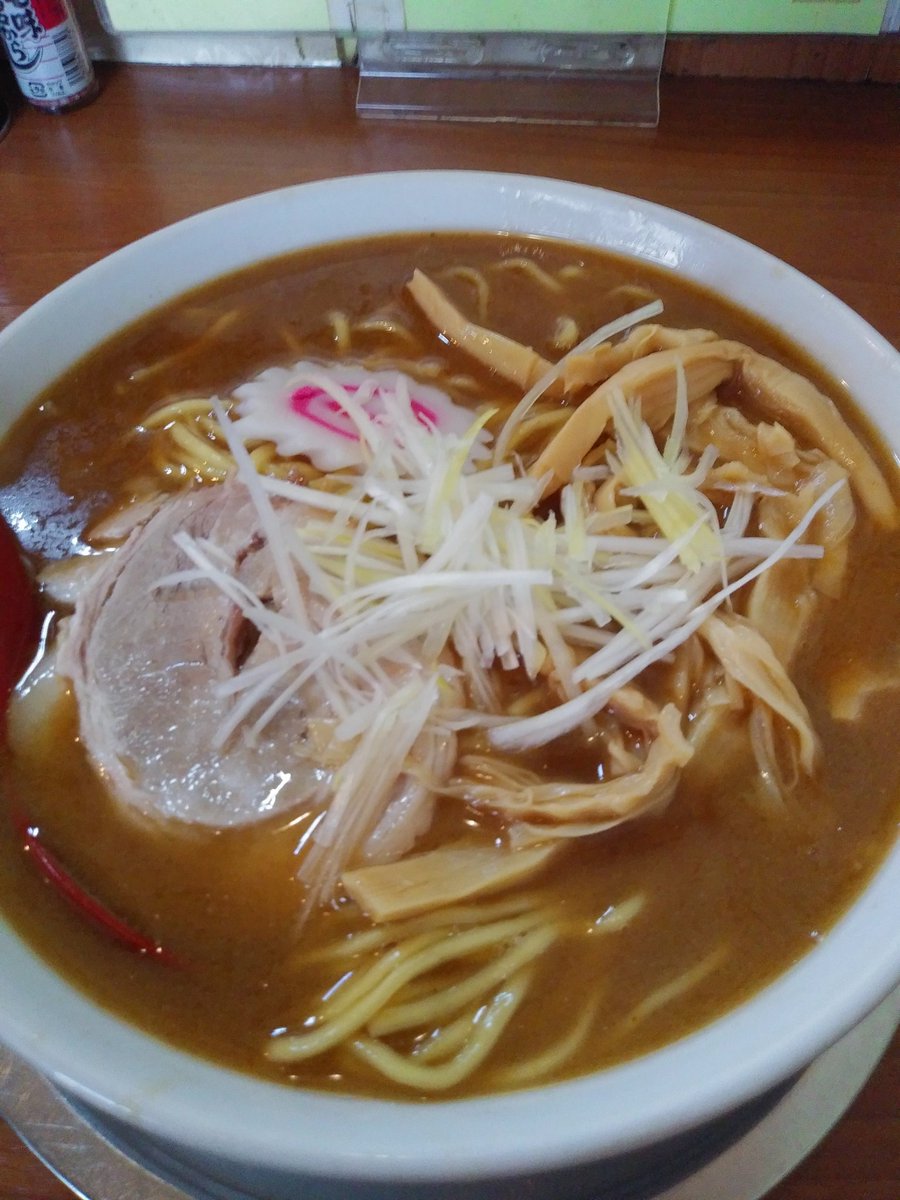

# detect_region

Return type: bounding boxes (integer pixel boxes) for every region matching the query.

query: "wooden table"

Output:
[0,63,897,1200]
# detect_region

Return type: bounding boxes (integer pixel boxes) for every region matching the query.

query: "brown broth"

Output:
[0,233,898,1100]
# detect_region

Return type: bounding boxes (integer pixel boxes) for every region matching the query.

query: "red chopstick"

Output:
[0,515,40,719]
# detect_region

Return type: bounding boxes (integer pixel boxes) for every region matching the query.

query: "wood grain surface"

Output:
[0,62,897,1200]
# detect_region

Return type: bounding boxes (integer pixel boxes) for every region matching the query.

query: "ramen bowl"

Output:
[0,172,898,1200]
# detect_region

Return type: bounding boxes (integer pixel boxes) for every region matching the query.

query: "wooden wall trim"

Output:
[663,34,900,83]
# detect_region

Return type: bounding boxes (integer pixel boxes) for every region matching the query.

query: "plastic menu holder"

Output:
[355,32,666,126]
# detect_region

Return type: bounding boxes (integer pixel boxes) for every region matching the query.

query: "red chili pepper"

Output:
[13,810,183,968]
[0,513,41,723]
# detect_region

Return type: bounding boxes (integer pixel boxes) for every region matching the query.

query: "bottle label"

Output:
[0,0,92,103]
[31,1,67,31]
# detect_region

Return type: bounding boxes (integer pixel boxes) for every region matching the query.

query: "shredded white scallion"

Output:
[154,316,838,904]
[178,347,834,759]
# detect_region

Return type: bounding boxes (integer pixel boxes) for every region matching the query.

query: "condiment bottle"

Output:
[0,0,97,113]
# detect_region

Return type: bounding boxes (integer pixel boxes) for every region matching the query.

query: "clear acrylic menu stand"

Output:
[355,31,666,126]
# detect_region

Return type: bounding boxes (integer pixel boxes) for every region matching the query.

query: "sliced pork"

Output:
[58,484,325,828]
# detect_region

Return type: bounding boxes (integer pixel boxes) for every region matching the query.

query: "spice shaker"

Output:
[0,0,97,113]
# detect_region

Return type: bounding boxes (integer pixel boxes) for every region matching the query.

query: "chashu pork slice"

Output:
[58,483,325,828]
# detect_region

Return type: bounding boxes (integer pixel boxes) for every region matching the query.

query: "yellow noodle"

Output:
[167,423,233,473]
[141,398,222,428]
[279,324,303,354]
[436,266,491,322]
[314,930,444,1023]
[269,935,443,1061]
[301,891,543,963]
[582,442,611,469]
[286,923,394,968]
[306,473,355,495]
[398,357,448,377]
[269,911,550,1061]
[379,969,464,1009]
[506,408,572,455]
[482,400,518,436]
[586,892,646,934]
[248,443,277,471]
[143,396,329,485]
[620,945,728,1031]
[128,310,241,384]
[148,440,186,480]
[446,374,484,395]
[353,315,418,347]
[327,310,352,354]
[553,316,580,352]
[410,1010,478,1062]
[248,443,317,481]
[369,922,557,1036]
[506,687,545,717]
[195,413,228,437]
[326,909,547,1021]
[493,994,599,1086]
[123,475,159,503]
[479,397,567,449]
[348,968,532,1091]
[152,441,215,483]
[607,284,659,308]
[492,257,563,293]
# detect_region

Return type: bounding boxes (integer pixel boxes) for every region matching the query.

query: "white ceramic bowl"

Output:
[1,172,899,1200]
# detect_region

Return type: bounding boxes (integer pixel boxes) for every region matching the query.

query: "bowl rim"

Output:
[1,169,898,1183]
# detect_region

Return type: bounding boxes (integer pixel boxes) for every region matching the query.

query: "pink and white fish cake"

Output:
[230,363,488,472]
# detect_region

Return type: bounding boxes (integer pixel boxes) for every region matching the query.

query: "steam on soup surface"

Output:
[0,232,898,1100]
